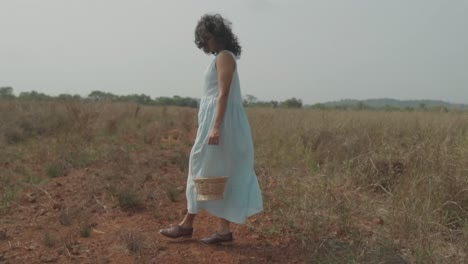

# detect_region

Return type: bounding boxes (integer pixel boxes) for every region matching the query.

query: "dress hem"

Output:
[187,207,264,224]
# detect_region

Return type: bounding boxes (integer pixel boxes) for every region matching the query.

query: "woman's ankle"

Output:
[179,219,193,228]
[218,218,230,235]
[179,213,196,228]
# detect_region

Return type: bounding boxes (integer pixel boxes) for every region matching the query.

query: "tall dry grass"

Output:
[0,101,466,263]
[248,108,468,263]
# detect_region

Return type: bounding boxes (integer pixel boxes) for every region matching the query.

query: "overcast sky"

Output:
[1,0,467,104]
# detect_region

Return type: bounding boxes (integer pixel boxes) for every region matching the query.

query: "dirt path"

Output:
[0,169,305,263]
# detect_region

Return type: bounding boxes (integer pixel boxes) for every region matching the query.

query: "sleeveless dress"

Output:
[185,50,263,224]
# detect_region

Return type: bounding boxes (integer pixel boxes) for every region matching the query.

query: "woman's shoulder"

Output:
[217,50,237,60]
[215,50,237,71]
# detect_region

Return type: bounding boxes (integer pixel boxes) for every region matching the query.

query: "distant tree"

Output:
[119,94,154,105]
[176,96,198,108]
[282,97,302,108]
[311,103,326,110]
[57,94,72,100]
[173,95,187,106]
[154,96,173,105]
[18,90,50,100]
[334,105,349,110]
[88,90,118,101]
[154,96,198,108]
[57,94,82,101]
[137,94,153,105]
[270,100,278,108]
[0,86,15,99]
[88,90,104,101]
[243,94,258,106]
[356,101,370,110]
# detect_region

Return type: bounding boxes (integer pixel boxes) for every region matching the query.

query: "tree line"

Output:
[0,87,199,108]
[242,94,302,108]
[0,87,305,108]
[4,86,456,111]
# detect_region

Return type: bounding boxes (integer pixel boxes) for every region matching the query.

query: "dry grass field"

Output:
[0,100,467,263]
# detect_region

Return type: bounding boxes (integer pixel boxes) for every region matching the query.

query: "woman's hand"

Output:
[207,127,220,145]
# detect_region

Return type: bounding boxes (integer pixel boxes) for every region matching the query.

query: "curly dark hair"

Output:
[194,14,242,57]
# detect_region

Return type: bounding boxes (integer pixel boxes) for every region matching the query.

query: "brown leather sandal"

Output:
[199,232,233,246]
[159,225,193,239]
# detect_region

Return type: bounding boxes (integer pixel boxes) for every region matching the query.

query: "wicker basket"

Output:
[194,176,229,201]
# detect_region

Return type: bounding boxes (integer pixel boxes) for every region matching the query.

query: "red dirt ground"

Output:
[0,167,306,264]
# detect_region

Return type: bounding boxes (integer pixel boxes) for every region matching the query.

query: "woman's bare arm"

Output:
[207,51,235,145]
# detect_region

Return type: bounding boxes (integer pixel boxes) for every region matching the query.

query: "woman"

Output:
[159,14,263,246]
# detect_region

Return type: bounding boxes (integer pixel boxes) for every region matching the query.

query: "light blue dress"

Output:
[186,50,263,224]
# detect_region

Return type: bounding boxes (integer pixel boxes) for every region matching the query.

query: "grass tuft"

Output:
[116,187,144,210]
[119,230,145,254]
[42,232,58,248]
